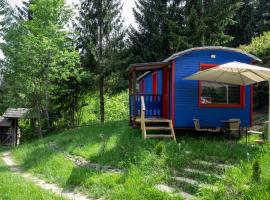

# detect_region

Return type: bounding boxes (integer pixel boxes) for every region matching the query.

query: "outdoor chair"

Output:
[228,119,241,137]
[193,119,219,132]
[247,121,267,144]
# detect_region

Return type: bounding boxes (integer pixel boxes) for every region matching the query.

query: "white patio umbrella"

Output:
[185,61,270,140]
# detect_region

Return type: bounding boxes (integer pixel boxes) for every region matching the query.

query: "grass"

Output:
[8,119,269,199]
[0,153,64,200]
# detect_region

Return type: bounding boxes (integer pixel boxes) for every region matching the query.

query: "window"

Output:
[199,64,244,108]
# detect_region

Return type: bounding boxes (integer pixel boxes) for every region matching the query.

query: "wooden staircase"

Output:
[138,96,176,141]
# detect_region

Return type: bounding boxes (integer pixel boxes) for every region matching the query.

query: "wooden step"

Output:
[136,117,171,123]
[145,127,171,130]
[146,134,174,139]
[145,118,171,123]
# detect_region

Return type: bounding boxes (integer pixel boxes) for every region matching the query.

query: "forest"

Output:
[0,0,270,140]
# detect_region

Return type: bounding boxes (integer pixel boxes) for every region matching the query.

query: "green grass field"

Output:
[0,155,64,200]
[5,119,268,199]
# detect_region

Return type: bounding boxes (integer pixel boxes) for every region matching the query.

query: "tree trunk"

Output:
[98,0,105,124]
[99,76,105,124]
[44,51,51,131]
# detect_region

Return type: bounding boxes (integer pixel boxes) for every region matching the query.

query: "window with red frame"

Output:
[199,64,244,108]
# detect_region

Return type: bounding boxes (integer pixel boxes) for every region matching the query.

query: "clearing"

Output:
[0,120,269,200]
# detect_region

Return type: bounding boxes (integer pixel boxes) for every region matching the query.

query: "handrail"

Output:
[141,96,146,111]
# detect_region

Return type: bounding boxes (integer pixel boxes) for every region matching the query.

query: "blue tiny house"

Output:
[128,47,261,129]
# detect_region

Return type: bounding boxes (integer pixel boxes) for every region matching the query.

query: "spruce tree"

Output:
[76,0,125,123]
[129,0,188,62]
[185,0,242,46]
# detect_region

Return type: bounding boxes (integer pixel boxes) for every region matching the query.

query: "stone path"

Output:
[155,158,233,200]
[2,152,95,200]
[48,142,122,173]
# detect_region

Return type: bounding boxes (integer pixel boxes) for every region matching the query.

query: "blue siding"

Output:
[139,70,163,94]
[173,50,253,128]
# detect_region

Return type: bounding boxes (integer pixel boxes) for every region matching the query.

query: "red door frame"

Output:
[162,67,170,118]
[141,79,145,94]
[152,71,158,95]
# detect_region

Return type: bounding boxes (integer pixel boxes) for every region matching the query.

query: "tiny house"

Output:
[128,47,261,129]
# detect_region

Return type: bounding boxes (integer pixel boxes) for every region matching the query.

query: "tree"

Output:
[129,0,188,62]
[76,0,125,123]
[0,0,81,136]
[240,32,270,110]
[185,0,243,46]
[226,0,270,47]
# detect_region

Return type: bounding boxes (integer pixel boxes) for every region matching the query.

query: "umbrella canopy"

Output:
[185,61,270,140]
[185,61,270,85]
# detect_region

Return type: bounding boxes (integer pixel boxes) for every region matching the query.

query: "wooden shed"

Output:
[0,108,31,146]
[128,46,261,130]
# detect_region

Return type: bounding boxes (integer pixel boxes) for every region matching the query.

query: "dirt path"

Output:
[2,152,94,200]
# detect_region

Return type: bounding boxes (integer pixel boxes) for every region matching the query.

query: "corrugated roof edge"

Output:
[163,46,262,62]
[137,46,262,81]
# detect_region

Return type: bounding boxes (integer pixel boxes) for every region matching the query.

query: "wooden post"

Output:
[132,70,137,126]
[129,73,132,125]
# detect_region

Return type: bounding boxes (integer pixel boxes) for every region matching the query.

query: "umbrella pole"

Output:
[269,81,270,140]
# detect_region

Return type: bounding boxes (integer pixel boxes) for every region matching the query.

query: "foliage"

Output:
[226,0,270,47]
[199,146,270,200]
[76,0,126,123]
[240,32,270,110]
[252,160,261,182]
[0,0,82,135]
[185,0,243,46]
[80,91,129,124]
[129,0,189,62]
[129,0,242,63]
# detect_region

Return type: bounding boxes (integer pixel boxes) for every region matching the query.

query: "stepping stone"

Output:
[183,168,224,179]
[155,184,194,200]
[193,160,232,169]
[174,176,217,190]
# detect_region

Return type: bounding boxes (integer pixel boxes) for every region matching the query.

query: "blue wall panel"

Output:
[173,50,253,128]
[139,70,163,94]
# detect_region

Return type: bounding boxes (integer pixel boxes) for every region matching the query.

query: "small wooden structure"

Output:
[0,108,31,146]
[128,62,176,140]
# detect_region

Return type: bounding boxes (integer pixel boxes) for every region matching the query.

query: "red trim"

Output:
[152,71,158,95]
[141,79,145,94]
[171,61,175,125]
[200,63,219,68]
[162,67,170,118]
[199,63,245,108]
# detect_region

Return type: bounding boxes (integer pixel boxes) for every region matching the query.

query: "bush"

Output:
[80,91,129,124]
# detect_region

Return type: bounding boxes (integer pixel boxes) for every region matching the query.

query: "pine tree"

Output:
[255,0,270,34]
[226,0,270,47]
[226,0,258,47]
[129,0,188,62]
[185,0,243,46]
[76,0,125,123]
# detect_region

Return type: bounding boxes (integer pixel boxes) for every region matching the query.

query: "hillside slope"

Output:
[5,120,269,200]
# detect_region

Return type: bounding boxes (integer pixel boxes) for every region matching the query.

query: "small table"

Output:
[220,120,231,132]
